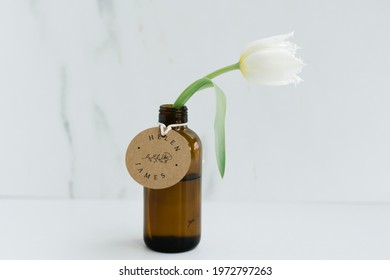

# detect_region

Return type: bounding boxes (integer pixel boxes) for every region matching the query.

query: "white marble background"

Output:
[1,0,390,202]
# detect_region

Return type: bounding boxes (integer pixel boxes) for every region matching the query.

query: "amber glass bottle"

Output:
[144,104,202,253]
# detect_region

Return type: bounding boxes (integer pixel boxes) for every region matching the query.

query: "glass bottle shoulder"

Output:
[177,127,202,151]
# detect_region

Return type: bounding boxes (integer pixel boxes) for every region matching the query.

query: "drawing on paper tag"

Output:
[125,127,191,189]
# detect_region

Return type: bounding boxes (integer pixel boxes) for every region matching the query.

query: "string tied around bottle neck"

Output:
[159,123,187,136]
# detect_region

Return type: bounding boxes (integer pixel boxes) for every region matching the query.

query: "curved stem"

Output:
[204,62,240,79]
[173,62,240,108]
[173,78,213,108]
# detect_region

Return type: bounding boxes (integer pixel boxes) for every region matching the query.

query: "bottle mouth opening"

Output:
[160,104,187,110]
[160,104,173,109]
[159,104,188,114]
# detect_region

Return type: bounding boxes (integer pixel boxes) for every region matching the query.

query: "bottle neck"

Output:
[159,104,188,126]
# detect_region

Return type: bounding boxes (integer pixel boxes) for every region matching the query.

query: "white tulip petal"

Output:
[239,32,304,86]
[240,49,304,86]
[241,32,294,59]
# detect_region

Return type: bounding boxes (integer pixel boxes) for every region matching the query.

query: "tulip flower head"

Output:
[239,32,304,85]
[173,32,304,177]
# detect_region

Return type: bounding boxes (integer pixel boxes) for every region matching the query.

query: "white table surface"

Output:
[0,199,389,260]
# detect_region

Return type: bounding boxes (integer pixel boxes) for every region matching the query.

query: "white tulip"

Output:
[173,32,305,177]
[239,32,304,85]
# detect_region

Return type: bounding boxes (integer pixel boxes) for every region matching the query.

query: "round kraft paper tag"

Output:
[125,127,191,189]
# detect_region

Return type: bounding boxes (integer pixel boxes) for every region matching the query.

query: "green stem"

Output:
[204,62,240,79]
[173,62,240,108]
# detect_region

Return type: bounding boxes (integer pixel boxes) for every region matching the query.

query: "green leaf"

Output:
[173,77,226,178]
[173,78,213,108]
[212,82,226,178]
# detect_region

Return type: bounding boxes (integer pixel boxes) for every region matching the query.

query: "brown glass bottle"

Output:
[144,104,202,253]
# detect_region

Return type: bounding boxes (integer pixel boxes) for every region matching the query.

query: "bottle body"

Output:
[143,105,202,253]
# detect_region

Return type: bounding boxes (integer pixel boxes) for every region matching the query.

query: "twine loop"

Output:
[159,123,187,136]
